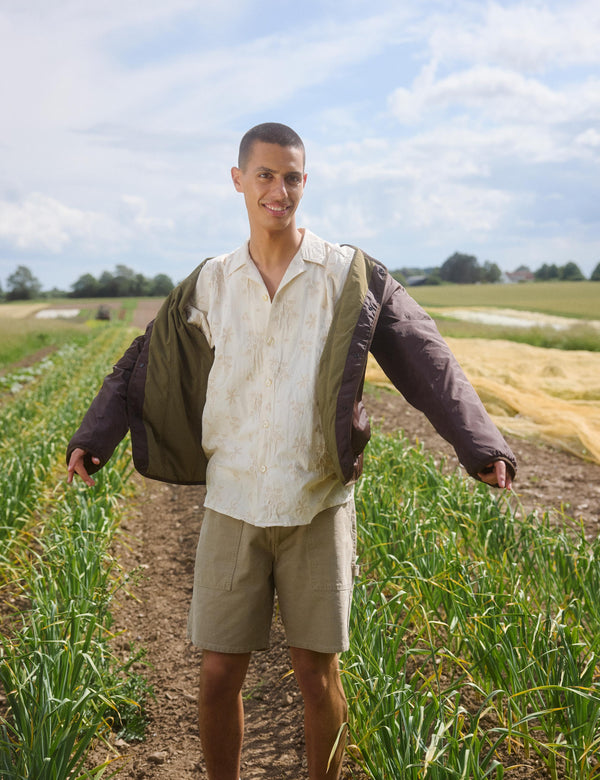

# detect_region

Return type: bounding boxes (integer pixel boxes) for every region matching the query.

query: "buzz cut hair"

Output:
[238,122,305,171]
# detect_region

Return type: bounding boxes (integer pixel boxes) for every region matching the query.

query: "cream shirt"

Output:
[187,230,355,527]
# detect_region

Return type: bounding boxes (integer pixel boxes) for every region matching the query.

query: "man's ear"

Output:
[231,166,243,192]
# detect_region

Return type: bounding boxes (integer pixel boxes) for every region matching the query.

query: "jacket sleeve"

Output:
[370,275,517,481]
[66,329,148,476]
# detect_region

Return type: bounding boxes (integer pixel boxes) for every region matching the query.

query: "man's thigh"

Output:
[275,501,357,653]
[187,510,275,652]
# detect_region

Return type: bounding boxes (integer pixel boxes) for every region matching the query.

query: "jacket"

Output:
[67,247,517,485]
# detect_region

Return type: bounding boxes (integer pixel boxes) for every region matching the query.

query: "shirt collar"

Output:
[223,229,325,278]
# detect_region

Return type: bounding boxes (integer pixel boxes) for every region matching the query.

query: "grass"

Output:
[343,431,600,779]
[0,326,152,779]
[0,296,151,370]
[433,318,600,352]
[408,281,599,321]
[0,318,93,370]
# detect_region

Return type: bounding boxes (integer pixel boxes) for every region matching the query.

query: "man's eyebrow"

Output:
[254,165,303,176]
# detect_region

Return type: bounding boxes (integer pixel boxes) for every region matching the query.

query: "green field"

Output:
[409,281,599,320]
[0,298,143,369]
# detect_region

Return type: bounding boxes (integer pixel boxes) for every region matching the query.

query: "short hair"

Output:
[238,122,305,170]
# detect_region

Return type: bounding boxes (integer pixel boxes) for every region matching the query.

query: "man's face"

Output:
[231,141,307,235]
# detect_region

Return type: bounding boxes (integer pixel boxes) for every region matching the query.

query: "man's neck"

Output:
[248,227,304,299]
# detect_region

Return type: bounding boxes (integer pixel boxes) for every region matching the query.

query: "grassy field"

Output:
[0,298,142,369]
[409,281,599,320]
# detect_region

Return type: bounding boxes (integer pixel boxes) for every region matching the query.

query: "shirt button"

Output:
[263,420,270,428]
[265,378,272,387]
[260,465,267,473]
[266,336,274,346]
[263,293,269,302]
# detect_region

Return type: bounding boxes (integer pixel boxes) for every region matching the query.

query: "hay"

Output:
[366,338,600,465]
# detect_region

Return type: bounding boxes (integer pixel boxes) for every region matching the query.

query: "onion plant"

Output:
[344,431,600,779]
[1,328,151,779]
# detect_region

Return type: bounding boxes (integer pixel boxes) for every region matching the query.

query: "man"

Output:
[67,122,516,780]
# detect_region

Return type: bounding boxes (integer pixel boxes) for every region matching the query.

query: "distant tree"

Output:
[150,273,175,296]
[539,263,555,280]
[481,261,502,283]
[6,265,42,300]
[423,269,443,285]
[440,252,481,284]
[111,264,137,296]
[591,262,600,281]
[97,270,118,297]
[390,270,407,286]
[535,263,560,281]
[560,262,585,281]
[71,273,100,297]
[46,287,69,298]
[131,273,150,296]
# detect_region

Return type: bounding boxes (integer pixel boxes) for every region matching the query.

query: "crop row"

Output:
[344,434,600,779]
[0,327,150,780]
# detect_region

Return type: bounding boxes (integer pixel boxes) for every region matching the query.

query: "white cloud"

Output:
[0,194,121,253]
[428,0,600,72]
[576,128,600,148]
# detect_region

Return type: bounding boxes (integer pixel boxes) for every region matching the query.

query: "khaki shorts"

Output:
[187,501,357,654]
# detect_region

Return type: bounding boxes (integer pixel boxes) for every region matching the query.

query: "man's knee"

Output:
[289,648,345,707]
[200,651,250,704]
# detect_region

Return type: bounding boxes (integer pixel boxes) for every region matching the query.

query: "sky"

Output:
[1,0,599,292]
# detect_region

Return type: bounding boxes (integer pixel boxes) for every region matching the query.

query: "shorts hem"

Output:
[188,637,270,653]
[286,638,349,654]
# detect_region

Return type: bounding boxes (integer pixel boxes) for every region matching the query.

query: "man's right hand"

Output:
[67,447,100,487]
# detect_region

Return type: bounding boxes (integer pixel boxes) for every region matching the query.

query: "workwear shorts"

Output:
[187,501,358,654]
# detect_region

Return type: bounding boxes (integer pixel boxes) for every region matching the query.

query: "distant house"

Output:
[406,275,429,287]
[505,269,535,283]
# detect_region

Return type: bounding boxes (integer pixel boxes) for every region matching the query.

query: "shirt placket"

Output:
[256,289,277,481]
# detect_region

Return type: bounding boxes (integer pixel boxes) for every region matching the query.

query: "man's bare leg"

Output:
[198,650,251,780]
[289,647,347,780]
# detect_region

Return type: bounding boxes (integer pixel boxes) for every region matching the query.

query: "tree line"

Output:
[2,255,600,301]
[393,253,600,286]
[0,264,175,301]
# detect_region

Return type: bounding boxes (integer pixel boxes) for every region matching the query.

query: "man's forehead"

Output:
[245,141,305,171]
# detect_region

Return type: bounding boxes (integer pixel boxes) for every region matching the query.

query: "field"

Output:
[409,281,599,320]
[1,293,600,779]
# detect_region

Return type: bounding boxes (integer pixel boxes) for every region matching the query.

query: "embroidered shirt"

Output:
[187,230,355,527]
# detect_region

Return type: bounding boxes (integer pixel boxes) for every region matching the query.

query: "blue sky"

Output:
[1,0,599,291]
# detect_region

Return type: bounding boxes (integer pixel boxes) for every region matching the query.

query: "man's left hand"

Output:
[478,460,512,490]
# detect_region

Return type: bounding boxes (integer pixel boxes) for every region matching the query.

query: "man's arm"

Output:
[66,329,148,485]
[371,276,517,484]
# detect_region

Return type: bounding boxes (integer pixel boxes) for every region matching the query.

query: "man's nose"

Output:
[271,177,287,198]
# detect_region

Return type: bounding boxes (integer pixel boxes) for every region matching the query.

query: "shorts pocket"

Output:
[194,511,244,591]
[307,503,356,592]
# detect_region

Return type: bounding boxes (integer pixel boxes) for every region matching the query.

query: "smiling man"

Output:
[67,122,516,780]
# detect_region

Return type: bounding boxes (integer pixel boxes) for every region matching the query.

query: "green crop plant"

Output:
[0,328,152,779]
[346,430,600,778]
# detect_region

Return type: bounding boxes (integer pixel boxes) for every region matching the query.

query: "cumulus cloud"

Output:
[0,194,120,253]
[428,0,600,72]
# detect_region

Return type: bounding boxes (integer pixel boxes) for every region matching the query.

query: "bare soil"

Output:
[100,384,600,779]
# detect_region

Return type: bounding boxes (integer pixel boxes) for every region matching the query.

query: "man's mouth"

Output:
[263,202,290,216]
